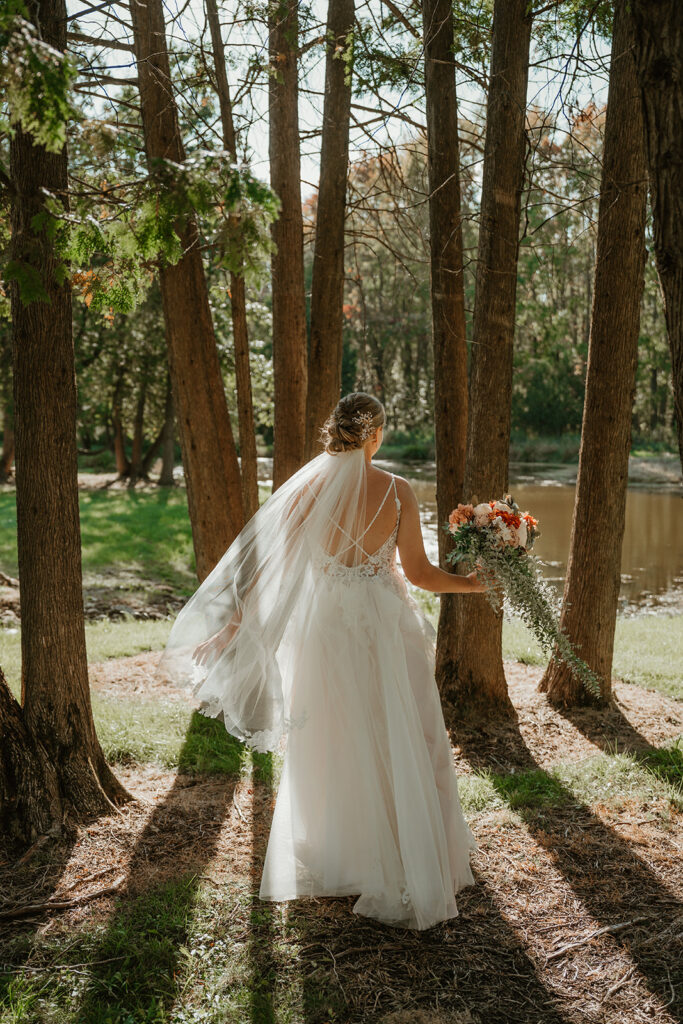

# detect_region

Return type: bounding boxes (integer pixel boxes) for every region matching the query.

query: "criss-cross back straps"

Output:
[357,474,397,545]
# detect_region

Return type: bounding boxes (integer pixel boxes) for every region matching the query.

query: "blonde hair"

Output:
[321,392,386,454]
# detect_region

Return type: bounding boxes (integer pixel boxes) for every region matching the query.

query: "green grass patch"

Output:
[459,741,683,817]
[612,614,683,699]
[0,489,195,593]
[0,618,174,698]
[0,874,338,1024]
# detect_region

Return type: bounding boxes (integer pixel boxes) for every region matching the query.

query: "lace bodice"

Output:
[315,475,402,583]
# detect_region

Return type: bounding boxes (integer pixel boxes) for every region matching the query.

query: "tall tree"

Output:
[628,0,683,473]
[269,0,308,488]
[443,0,532,719]
[130,0,244,579]
[305,0,354,457]
[205,0,260,520]
[1,0,128,844]
[421,0,470,718]
[539,0,648,705]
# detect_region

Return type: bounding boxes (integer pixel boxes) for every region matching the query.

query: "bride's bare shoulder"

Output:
[392,475,418,507]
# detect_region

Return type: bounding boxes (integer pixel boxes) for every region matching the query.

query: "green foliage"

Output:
[2,259,50,304]
[444,507,602,699]
[0,1,78,153]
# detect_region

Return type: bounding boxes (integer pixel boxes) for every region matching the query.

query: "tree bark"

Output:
[205,0,260,520]
[0,396,14,482]
[539,0,648,706]
[421,0,471,721]
[269,0,308,489]
[443,0,531,719]
[305,0,354,458]
[158,374,176,487]
[127,377,147,487]
[6,0,129,844]
[628,0,683,473]
[130,0,244,579]
[0,670,62,846]
[112,375,130,478]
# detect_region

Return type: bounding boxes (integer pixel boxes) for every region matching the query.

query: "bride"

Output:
[158,392,485,930]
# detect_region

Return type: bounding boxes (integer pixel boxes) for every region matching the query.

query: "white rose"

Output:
[473,503,492,527]
[493,518,513,546]
[515,519,527,549]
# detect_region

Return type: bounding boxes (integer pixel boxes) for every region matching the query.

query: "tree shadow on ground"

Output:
[73,711,240,1022]
[452,711,682,1023]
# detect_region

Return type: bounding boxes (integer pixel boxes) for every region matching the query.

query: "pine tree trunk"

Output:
[421,0,471,720]
[127,377,147,487]
[158,375,176,487]
[6,0,130,843]
[305,0,354,458]
[269,0,308,489]
[539,0,648,706]
[0,396,14,481]
[205,0,259,520]
[112,376,130,478]
[0,670,61,846]
[628,0,683,473]
[130,0,244,579]
[443,0,531,719]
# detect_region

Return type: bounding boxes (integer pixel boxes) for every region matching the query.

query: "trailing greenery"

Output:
[443,499,602,699]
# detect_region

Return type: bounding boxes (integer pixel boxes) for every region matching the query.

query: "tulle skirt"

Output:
[258,567,479,930]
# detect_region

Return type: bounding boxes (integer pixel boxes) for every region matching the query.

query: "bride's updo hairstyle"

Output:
[321,392,386,455]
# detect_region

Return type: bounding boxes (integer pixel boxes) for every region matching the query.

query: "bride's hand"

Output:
[192,617,241,668]
[192,634,224,668]
[466,569,488,594]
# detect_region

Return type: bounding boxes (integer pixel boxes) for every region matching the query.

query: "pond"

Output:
[377,459,683,618]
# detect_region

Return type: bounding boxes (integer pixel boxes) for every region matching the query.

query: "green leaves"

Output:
[0,1,78,153]
[3,259,50,304]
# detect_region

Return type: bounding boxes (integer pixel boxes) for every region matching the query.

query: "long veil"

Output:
[156,447,370,751]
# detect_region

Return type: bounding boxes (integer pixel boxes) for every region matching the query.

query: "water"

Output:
[378,460,683,618]
[256,456,683,616]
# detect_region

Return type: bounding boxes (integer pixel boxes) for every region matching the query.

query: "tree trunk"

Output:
[421,0,471,721]
[269,0,308,489]
[205,0,260,520]
[628,0,683,473]
[305,0,354,458]
[0,670,61,845]
[130,0,244,579]
[539,0,648,706]
[127,377,147,487]
[158,375,176,487]
[112,376,130,478]
[6,0,129,845]
[0,396,14,481]
[444,0,531,720]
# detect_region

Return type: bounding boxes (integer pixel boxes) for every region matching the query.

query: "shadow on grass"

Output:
[73,710,240,1022]
[249,752,276,1024]
[453,713,683,1021]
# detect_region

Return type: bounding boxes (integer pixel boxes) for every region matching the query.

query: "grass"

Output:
[411,589,683,700]
[459,741,683,817]
[0,489,195,595]
[0,619,173,697]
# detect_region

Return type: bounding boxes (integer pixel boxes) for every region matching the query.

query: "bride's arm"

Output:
[395,477,487,594]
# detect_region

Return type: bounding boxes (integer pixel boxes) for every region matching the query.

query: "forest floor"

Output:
[1,651,681,1024]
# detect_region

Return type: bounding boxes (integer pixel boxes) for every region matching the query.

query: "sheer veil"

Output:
[156,446,370,751]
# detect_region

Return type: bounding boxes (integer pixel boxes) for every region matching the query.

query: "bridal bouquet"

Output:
[444,495,601,698]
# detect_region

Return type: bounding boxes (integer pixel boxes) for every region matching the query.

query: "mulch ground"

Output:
[1,654,681,1024]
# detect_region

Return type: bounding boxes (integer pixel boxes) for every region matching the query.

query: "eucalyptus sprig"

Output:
[444,518,602,700]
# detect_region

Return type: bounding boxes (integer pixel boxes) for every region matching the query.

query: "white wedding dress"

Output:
[258,475,478,929]
[158,450,478,930]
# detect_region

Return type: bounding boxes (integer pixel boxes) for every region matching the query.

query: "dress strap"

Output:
[358,475,397,542]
